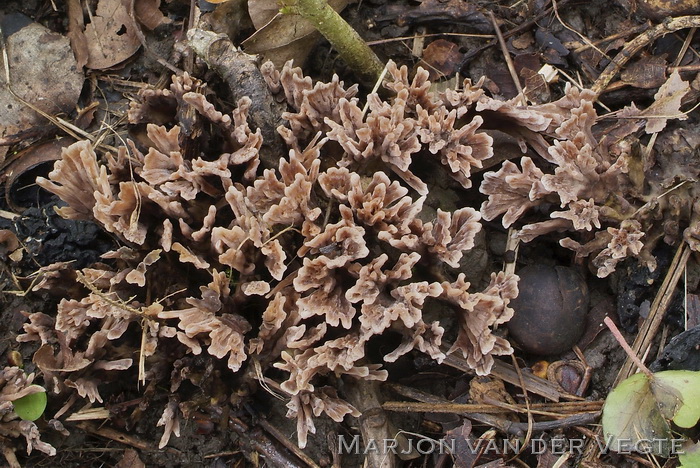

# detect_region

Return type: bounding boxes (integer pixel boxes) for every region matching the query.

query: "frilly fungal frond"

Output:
[31,61,521,449]
[480,72,694,278]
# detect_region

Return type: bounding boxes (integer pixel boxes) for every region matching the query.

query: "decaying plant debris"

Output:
[480,71,697,278]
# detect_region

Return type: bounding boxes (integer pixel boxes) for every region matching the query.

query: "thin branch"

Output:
[592,15,700,95]
[603,317,653,378]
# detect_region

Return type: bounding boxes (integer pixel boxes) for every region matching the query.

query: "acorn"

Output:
[547,360,587,395]
[507,264,589,356]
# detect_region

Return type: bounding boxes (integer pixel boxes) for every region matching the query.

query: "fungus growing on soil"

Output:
[479,72,696,278]
[28,61,523,448]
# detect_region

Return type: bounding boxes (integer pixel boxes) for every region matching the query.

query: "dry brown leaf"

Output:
[85,0,141,69]
[511,31,534,49]
[243,0,329,67]
[621,55,668,89]
[443,421,478,468]
[242,0,350,53]
[644,70,690,133]
[417,39,464,80]
[0,23,84,139]
[134,0,171,30]
[618,71,691,134]
[114,449,146,468]
[521,67,550,104]
[247,0,281,29]
[66,0,89,68]
[3,138,73,210]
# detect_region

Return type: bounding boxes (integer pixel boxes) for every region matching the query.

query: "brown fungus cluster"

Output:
[28,61,521,448]
[24,59,695,450]
[479,72,696,278]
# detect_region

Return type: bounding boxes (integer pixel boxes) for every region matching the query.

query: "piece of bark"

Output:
[187,28,287,170]
[343,379,397,468]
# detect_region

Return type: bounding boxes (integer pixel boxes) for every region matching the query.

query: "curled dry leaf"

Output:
[619,70,690,134]
[134,0,171,30]
[84,0,140,69]
[66,0,88,68]
[243,0,351,66]
[418,39,465,80]
[0,23,84,140]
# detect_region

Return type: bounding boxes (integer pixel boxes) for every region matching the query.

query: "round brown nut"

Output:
[507,264,589,356]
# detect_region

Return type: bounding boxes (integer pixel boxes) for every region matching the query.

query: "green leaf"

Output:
[12,390,47,421]
[679,442,700,468]
[602,373,673,456]
[601,370,700,457]
[653,371,700,428]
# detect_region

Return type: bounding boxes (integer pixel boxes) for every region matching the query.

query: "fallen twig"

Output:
[256,417,321,468]
[187,28,287,169]
[228,417,306,468]
[382,398,604,416]
[383,382,599,437]
[75,422,160,452]
[441,349,566,402]
[344,379,398,468]
[488,12,525,104]
[614,243,690,385]
[592,15,700,95]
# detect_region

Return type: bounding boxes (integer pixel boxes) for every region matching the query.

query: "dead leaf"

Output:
[614,71,691,135]
[0,23,84,140]
[514,54,550,104]
[114,449,145,468]
[379,0,489,31]
[511,32,534,50]
[248,0,282,29]
[66,0,89,68]
[418,39,464,80]
[242,0,350,53]
[644,70,690,133]
[537,449,569,468]
[3,138,73,210]
[621,55,668,89]
[74,101,100,129]
[134,0,171,30]
[521,68,550,104]
[85,0,141,69]
[0,230,21,262]
[468,376,515,406]
[443,420,478,468]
